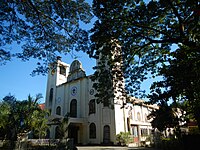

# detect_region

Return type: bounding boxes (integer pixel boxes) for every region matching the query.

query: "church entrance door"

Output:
[103,125,110,144]
[68,125,79,144]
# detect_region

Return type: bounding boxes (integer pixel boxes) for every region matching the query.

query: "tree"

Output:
[0,94,49,141]
[0,0,93,75]
[148,102,180,132]
[0,100,11,139]
[25,94,44,129]
[24,94,49,139]
[0,94,25,148]
[30,109,49,139]
[57,116,69,140]
[148,45,200,130]
[89,0,200,130]
[0,94,19,141]
[48,114,69,149]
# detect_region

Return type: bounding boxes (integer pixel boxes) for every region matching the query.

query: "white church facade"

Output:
[45,57,158,145]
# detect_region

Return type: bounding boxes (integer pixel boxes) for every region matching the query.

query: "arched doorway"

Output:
[103,125,110,144]
[55,126,60,139]
[68,124,79,144]
[89,123,96,139]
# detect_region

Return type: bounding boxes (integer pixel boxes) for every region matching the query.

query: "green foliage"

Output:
[30,109,49,139]
[0,0,93,74]
[189,126,200,134]
[148,102,180,132]
[57,116,69,140]
[148,44,200,130]
[116,132,132,146]
[0,94,20,140]
[1,0,200,133]
[160,136,184,150]
[0,94,49,140]
[90,0,199,97]
[0,102,11,129]
[89,0,200,130]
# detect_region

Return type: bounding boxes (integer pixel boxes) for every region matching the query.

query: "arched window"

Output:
[103,125,110,144]
[56,106,61,115]
[55,126,60,139]
[137,112,141,121]
[89,123,96,139]
[49,88,53,106]
[70,99,77,117]
[89,99,95,114]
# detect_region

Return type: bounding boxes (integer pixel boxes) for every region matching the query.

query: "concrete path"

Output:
[77,146,158,150]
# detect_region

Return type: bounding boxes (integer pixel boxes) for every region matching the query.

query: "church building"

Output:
[45,57,158,145]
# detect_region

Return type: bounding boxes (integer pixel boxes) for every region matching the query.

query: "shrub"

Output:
[116,132,132,146]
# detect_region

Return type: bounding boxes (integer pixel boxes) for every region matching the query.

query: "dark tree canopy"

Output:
[0,0,93,75]
[90,0,199,95]
[1,0,200,131]
[89,0,200,130]
[148,102,180,132]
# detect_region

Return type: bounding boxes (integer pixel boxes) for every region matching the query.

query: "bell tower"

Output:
[45,57,70,114]
[95,40,127,144]
[96,39,126,106]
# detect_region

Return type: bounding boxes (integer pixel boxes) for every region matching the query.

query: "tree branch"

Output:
[27,0,48,36]
[27,0,77,41]
[166,0,185,38]
[145,37,180,44]
[132,23,170,38]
